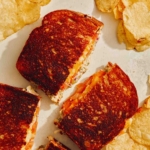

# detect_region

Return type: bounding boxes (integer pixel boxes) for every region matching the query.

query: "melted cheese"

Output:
[62,70,105,116]
[21,86,40,150]
[61,38,95,91]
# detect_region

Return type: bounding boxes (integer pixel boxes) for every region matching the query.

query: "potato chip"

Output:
[106,133,150,150]
[144,96,150,109]
[123,28,150,51]
[30,0,51,6]
[112,0,136,20]
[95,0,120,12]
[119,2,150,51]
[0,0,50,41]
[95,0,150,51]
[39,0,51,6]
[113,8,122,19]
[129,108,150,146]
[122,0,135,7]
[117,20,134,50]
[113,0,125,19]
[121,0,150,8]
[117,21,150,51]
[16,0,41,24]
[113,0,136,20]
[106,133,134,150]
[0,0,24,40]
[117,21,124,43]
[135,43,150,51]
[123,2,150,43]
[135,0,150,10]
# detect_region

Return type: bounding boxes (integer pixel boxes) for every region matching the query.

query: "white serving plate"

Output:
[0,0,150,149]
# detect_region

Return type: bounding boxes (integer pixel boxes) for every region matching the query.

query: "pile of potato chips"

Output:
[0,0,50,41]
[95,0,150,51]
[105,96,150,150]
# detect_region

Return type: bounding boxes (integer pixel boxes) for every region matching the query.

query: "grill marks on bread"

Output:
[56,63,138,150]
[16,10,103,101]
[0,84,40,150]
[43,136,71,150]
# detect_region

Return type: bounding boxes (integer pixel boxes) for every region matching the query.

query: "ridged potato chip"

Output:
[95,0,120,12]
[113,0,150,19]
[119,23,150,51]
[129,108,150,146]
[113,0,125,19]
[95,0,150,51]
[39,0,50,6]
[122,0,135,7]
[0,0,24,40]
[0,0,51,41]
[131,0,150,9]
[117,20,150,51]
[117,20,134,50]
[106,133,150,150]
[144,96,150,108]
[122,2,150,51]
[30,0,50,6]
[117,2,150,51]
[123,2,150,44]
[16,0,41,24]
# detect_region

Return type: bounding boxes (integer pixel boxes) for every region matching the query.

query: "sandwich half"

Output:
[0,83,40,150]
[38,136,70,150]
[16,9,103,103]
[55,62,138,150]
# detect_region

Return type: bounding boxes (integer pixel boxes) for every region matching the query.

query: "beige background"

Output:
[0,0,149,149]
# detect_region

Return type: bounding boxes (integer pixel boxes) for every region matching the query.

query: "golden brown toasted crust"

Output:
[43,136,70,150]
[16,9,103,100]
[56,62,138,150]
[0,83,40,150]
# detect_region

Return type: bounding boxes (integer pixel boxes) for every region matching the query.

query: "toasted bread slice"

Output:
[16,9,103,103]
[0,83,40,150]
[38,136,70,150]
[55,62,138,150]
